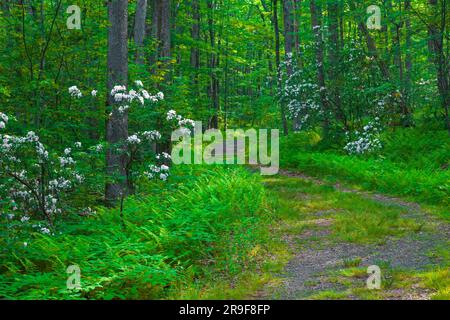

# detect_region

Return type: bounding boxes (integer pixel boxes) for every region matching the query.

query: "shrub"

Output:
[0,165,271,299]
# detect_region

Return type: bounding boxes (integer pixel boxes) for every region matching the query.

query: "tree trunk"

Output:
[190,0,200,71]
[310,0,329,136]
[207,0,219,129]
[293,0,302,62]
[134,0,147,64]
[327,0,347,130]
[274,0,288,135]
[283,0,294,60]
[354,4,390,80]
[428,0,449,133]
[404,0,412,110]
[160,0,171,59]
[106,0,129,204]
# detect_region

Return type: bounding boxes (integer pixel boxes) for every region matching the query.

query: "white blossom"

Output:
[69,86,82,98]
[127,135,141,145]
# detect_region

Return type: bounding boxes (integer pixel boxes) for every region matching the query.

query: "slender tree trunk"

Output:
[352,2,390,80]
[428,0,449,133]
[283,0,294,60]
[405,0,412,109]
[134,0,147,64]
[190,0,200,75]
[207,0,219,129]
[327,0,347,130]
[274,0,288,135]
[310,0,329,136]
[106,0,129,204]
[284,0,297,129]
[160,0,171,59]
[293,0,300,55]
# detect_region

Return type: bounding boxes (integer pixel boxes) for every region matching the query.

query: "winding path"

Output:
[257,169,449,300]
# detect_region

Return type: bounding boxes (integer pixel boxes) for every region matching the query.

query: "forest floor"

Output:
[254,169,449,300]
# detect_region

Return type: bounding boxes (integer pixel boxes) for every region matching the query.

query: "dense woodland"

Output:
[0,0,448,300]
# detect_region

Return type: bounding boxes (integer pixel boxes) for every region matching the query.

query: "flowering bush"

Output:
[68,82,194,188]
[0,115,85,226]
[1,82,195,230]
[279,53,323,131]
[344,119,383,155]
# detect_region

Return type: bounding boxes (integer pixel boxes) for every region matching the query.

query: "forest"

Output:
[0,0,448,301]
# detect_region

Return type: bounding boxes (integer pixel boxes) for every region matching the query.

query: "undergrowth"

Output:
[280,128,449,211]
[0,165,274,299]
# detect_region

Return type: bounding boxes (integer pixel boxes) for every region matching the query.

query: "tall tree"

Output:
[350,2,390,81]
[134,0,148,64]
[310,0,329,136]
[151,0,171,72]
[207,0,219,129]
[106,0,129,203]
[283,0,295,60]
[327,0,347,130]
[190,0,200,77]
[404,0,413,109]
[274,0,288,135]
[391,1,411,125]
[428,0,449,132]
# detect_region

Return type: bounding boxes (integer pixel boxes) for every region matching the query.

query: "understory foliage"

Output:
[0,83,194,230]
[0,166,271,299]
[280,128,449,208]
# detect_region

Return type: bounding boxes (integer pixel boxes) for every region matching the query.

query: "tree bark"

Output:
[134,0,148,64]
[428,0,449,133]
[350,2,390,81]
[310,0,329,136]
[207,0,219,129]
[405,0,412,108]
[106,0,129,204]
[327,0,347,130]
[274,0,288,135]
[190,0,200,71]
[160,0,171,59]
[283,0,294,60]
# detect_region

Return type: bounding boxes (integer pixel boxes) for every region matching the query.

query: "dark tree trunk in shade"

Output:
[327,0,347,130]
[310,0,329,137]
[106,0,129,204]
[134,0,148,64]
[207,0,219,129]
[274,0,288,135]
[428,0,449,133]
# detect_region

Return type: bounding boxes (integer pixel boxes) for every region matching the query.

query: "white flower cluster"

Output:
[126,130,162,146]
[280,57,322,130]
[0,112,8,129]
[111,84,164,106]
[0,113,85,223]
[142,130,162,141]
[127,134,142,145]
[144,164,170,181]
[344,119,382,155]
[69,86,83,98]
[166,110,195,134]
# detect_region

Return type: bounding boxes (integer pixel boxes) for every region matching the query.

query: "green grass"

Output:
[280,128,450,216]
[264,176,421,244]
[262,174,449,300]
